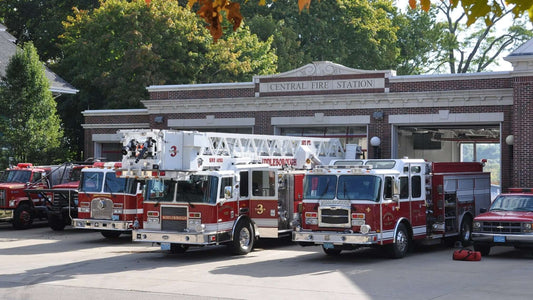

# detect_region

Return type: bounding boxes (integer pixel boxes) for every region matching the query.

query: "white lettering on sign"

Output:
[260,78,383,94]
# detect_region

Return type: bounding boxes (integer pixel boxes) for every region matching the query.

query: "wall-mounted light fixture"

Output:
[370,136,381,159]
[506,135,514,160]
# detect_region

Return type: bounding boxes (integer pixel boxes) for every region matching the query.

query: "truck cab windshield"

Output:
[490,195,533,212]
[304,174,381,202]
[145,175,219,204]
[2,170,32,183]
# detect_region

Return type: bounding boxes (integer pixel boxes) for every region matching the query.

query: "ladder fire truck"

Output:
[71,162,143,238]
[117,129,344,254]
[292,159,492,258]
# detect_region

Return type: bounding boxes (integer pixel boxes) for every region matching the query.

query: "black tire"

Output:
[322,245,342,256]
[48,214,67,231]
[459,217,473,247]
[13,204,33,229]
[387,223,410,259]
[474,243,491,256]
[230,220,254,255]
[170,243,189,254]
[101,231,122,239]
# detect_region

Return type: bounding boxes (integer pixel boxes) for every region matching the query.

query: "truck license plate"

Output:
[161,242,171,250]
[323,242,334,249]
[493,236,506,243]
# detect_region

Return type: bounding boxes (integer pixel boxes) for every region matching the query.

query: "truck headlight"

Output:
[523,223,533,233]
[360,225,371,234]
[473,221,481,231]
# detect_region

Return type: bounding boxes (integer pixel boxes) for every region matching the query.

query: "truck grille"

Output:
[161,206,188,231]
[0,189,5,206]
[319,207,350,227]
[91,198,113,219]
[479,221,522,233]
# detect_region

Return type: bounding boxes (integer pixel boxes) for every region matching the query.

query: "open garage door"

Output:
[396,125,500,189]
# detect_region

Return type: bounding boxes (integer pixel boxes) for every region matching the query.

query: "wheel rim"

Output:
[19,210,31,225]
[396,229,408,253]
[239,226,251,250]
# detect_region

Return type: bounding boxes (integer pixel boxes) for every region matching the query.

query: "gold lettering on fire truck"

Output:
[383,212,395,227]
[161,215,187,221]
[255,204,265,215]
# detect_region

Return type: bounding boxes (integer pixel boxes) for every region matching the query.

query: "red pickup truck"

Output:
[472,188,533,256]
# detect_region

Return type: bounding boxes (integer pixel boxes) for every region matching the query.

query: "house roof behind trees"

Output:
[0,23,78,96]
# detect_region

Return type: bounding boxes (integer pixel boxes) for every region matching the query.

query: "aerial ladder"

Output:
[116,129,349,254]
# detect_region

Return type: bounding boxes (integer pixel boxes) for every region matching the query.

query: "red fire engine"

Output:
[472,187,533,256]
[292,159,491,258]
[117,129,343,254]
[71,162,143,238]
[0,163,77,229]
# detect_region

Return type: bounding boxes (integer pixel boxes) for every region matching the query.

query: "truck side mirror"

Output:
[393,178,400,201]
[480,208,487,213]
[224,186,232,199]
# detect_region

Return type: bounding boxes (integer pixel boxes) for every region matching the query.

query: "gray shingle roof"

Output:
[0,23,78,95]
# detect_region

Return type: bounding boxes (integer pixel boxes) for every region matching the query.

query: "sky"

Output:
[394,0,528,72]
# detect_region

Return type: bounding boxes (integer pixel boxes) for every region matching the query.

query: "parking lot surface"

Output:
[1,223,532,300]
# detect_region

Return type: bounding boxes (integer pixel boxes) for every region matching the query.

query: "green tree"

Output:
[53,0,276,109]
[240,0,399,70]
[434,0,533,73]
[0,0,100,62]
[0,42,63,164]
[393,5,446,75]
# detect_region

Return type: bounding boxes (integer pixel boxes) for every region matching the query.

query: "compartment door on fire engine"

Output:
[217,176,236,236]
[250,169,278,238]
[407,164,426,238]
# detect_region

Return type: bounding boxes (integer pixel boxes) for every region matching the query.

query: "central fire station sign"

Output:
[254,61,392,97]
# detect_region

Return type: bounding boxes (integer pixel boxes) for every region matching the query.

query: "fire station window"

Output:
[252,170,275,197]
[220,177,233,200]
[411,176,422,198]
[399,177,409,199]
[240,171,249,197]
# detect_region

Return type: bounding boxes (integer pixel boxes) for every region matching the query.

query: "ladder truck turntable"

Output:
[117,129,345,254]
[292,158,492,258]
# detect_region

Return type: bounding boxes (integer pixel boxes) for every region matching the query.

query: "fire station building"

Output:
[83,38,533,192]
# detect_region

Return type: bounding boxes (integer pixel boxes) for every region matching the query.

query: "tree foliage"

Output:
[393,5,446,75]
[53,0,276,109]
[0,42,63,164]
[411,0,533,26]
[240,0,399,71]
[0,0,100,62]
[434,1,533,73]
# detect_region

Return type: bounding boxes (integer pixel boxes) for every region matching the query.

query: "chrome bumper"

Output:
[72,218,132,231]
[472,232,533,244]
[292,230,378,245]
[133,229,218,245]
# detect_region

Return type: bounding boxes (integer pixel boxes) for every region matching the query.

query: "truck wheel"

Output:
[387,223,410,258]
[48,214,66,231]
[101,231,122,239]
[459,216,473,246]
[13,204,33,229]
[474,243,491,256]
[322,245,342,256]
[170,243,189,254]
[230,220,254,255]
